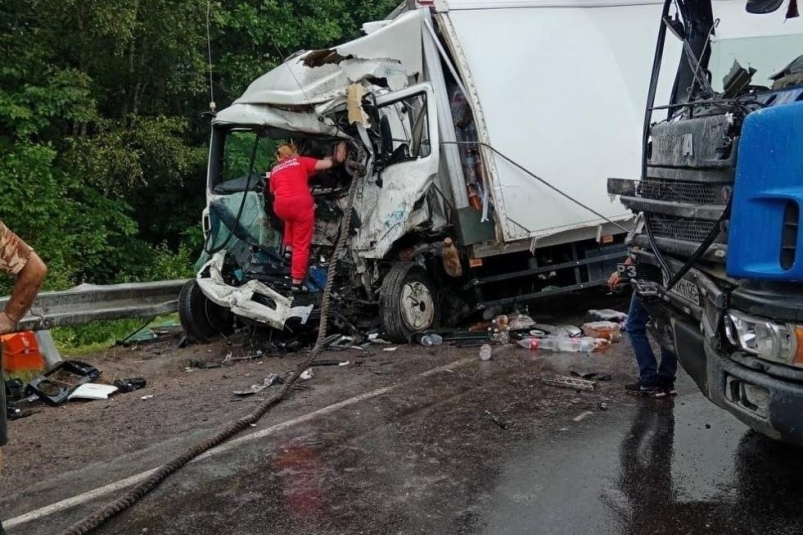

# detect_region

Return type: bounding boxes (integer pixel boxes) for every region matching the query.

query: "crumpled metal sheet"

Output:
[232,11,422,108]
[212,103,339,136]
[196,252,312,330]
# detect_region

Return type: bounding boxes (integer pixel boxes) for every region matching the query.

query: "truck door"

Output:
[354,83,442,259]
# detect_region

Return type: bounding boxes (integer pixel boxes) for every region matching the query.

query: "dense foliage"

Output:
[0,0,399,293]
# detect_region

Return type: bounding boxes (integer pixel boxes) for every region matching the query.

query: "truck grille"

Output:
[647,215,718,243]
[640,179,725,206]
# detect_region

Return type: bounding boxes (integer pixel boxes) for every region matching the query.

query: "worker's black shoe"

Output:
[625,380,660,397]
[655,377,677,398]
[290,283,307,293]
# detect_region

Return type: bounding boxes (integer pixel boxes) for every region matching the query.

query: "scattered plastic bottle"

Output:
[420,333,443,347]
[479,344,493,361]
[517,338,540,350]
[557,337,599,353]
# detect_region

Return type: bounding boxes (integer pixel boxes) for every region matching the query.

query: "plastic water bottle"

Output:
[420,333,443,347]
[557,337,597,353]
[537,337,561,351]
[479,344,492,361]
[517,338,540,350]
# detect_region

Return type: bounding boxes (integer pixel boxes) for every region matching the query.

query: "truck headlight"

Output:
[724,310,799,366]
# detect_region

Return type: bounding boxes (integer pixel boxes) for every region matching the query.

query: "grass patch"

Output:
[52,314,180,356]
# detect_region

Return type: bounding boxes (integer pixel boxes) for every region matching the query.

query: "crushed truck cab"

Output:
[182,1,677,343]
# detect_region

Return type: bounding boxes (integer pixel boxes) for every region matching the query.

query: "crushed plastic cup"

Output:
[479,344,493,360]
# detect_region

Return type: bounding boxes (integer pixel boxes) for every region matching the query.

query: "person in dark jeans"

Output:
[609,262,678,398]
[623,293,678,397]
[0,220,48,534]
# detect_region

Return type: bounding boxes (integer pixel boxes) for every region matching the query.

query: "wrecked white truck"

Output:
[179,0,675,343]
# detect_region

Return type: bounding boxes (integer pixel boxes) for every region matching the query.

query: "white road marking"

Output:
[5,357,475,530]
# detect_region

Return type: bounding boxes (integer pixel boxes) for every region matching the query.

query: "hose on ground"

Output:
[56,149,366,535]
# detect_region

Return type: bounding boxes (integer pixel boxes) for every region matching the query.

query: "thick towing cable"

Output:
[55,152,365,535]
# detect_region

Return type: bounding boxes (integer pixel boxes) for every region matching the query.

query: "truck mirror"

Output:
[746,0,784,14]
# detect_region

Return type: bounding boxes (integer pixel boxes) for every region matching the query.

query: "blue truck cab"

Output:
[609,0,803,443]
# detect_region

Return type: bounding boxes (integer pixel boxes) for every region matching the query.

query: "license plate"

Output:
[663,274,701,306]
[617,263,638,279]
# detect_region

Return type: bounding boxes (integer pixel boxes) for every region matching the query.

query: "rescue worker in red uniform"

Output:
[269,142,346,288]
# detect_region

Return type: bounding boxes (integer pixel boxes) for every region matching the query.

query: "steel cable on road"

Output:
[55,149,365,535]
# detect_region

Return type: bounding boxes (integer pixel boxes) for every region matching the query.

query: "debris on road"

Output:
[581,321,623,342]
[541,375,597,392]
[140,395,155,400]
[26,360,102,406]
[508,314,536,331]
[418,333,443,346]
[310,359,350,367]
[485,410,510,430]
[113,377,147,393]
[383,347,398,352]
[233,374,284,397]
[597,402,608,411]
[588,309,627,322]
[328,335,357,350]
[558,325,583,338]
[479,344,492,361]
[367,333,391,345]
[518,336,609,353]
[570,371,612,382]
[573,410,593,422]
[68,383,119,401]
[189,357,222,369]
[300,368,314,380]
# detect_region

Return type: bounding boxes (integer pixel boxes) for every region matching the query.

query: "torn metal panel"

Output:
[234,11,423,107]
[196,253,312,330]
[346,84,369,126]
[350,83,443,259]
[212,103,340,136]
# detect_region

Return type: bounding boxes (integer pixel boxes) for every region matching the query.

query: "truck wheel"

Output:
[178,280,232,343]
[380,262,438,343]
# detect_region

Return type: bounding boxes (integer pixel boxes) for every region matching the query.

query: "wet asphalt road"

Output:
[9,348,803,535]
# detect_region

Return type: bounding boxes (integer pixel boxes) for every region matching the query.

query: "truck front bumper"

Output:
[197,252,313,330]
[644,300,803,445]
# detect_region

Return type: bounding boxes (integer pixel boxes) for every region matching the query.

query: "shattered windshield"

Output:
[704,1,803,94]
[708,33,803,91]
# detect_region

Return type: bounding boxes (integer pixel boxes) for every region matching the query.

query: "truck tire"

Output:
[178,280,232,343]
[380,262,438,343]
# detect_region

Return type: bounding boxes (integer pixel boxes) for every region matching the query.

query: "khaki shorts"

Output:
[0,348,6,447]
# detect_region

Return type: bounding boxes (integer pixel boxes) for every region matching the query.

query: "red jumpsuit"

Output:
[270,156,318,281]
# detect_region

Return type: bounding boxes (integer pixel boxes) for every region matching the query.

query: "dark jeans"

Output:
[626,293,677,386]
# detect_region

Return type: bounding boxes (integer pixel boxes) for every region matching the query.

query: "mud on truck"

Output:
[179,0,676,344]
[610,0,803,443]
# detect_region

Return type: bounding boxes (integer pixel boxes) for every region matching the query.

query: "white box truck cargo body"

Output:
[440,0,676,246]
[183,0,679,342]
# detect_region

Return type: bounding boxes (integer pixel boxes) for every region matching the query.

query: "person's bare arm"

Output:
[314,157,335,172]
[0,253,47,334]
[313,142,348,172]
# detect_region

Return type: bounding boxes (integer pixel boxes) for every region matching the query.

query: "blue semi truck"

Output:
[610,0,803,443]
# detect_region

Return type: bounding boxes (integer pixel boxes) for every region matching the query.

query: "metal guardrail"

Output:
[0,280,189,330]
